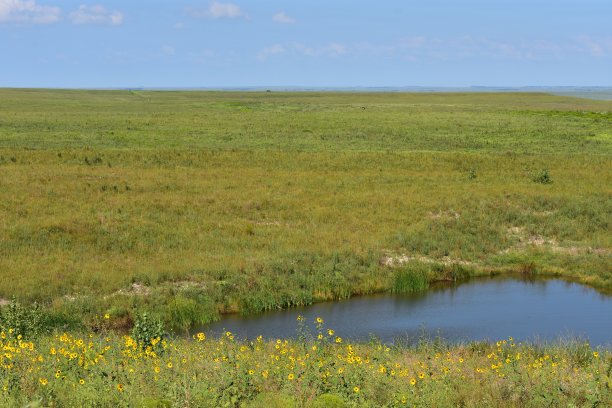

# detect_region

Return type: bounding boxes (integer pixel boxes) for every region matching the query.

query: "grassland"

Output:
[0,89,611,329]
[0,320,610,407]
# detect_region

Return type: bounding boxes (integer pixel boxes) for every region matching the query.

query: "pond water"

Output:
[201,277,612,346]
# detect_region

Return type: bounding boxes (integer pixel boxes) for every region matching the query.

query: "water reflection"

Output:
[200,277,612,346]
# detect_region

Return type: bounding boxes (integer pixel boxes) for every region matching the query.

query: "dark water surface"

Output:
[201,278,612,346]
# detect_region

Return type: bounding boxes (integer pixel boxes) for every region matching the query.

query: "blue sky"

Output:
[1,0,611,88]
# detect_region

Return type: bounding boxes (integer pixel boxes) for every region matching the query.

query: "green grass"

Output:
[0,89,610,328]
[1,89,611,153]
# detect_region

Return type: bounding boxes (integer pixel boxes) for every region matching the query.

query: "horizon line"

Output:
[2,85,612,91]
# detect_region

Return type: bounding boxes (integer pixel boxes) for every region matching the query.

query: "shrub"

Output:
[532,169,552,184]
[0,298,47,339]
[131,312,165,349]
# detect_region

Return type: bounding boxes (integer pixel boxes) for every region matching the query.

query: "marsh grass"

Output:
[392,264,429,293]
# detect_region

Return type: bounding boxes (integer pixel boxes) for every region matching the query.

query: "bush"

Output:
[532,169,552,184]
[131,312,165,349]
[468,168,477,180]
[0,298,47,339]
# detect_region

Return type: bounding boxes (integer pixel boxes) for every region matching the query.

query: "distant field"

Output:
[1,89,611,153]
[0,89,610,328]
[549,90,612,101]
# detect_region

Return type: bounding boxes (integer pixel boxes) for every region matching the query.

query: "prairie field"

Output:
[0,89,611,327]
[0,89,611,406]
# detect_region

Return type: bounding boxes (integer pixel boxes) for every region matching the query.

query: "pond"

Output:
[201,277,612,346]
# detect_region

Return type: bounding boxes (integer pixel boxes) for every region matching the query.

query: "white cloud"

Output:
[292,42,347,58]
[187,2,245,19]
[258,42,350,60]
[292,43,316,57]
[323,43,347,57]
[70,5,123,25]
[272,11,295,24]
[309,35,600,63]
[257,44,285,60]
[209,2,242,18]
[265,36,612,62]
[0,0,61,24]
[574,35,611,57]
[348,36,607,61]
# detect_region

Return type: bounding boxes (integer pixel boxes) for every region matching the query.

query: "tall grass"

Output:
[392,264,429,293]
